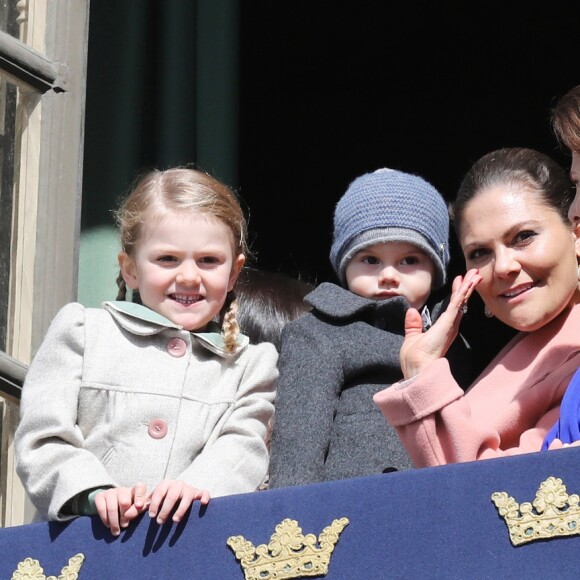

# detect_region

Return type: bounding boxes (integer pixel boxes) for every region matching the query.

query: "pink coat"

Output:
[374,303,580,467]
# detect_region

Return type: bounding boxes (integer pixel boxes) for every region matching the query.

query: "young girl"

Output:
[15,167,278,536]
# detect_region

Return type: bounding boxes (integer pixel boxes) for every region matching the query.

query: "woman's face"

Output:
[459,184,580,332]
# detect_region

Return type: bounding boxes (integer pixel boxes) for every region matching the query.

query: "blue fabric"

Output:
[542,367,580,450]
[3,449,580,578]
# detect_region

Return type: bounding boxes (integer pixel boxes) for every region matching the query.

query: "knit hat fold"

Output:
[329,168,450,288]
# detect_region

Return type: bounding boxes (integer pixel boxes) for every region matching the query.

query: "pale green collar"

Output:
[103,301,249,358]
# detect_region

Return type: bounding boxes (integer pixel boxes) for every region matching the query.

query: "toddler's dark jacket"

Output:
[268,282,474,488]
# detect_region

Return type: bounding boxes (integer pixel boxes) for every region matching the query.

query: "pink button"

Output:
[148,418,168,439]
[167,337,186,357]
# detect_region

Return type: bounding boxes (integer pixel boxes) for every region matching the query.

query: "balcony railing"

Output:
[0,446,579,578]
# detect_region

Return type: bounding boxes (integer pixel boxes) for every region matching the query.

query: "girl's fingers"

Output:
[94,492,110,528]
[148,480,177,523]
[148,480,211,524]
[172,489,211,523]
[172,492,194,523]
[155,482,186,524]
[105,496,121,536]
[93,486,153,535]
[132,482,148,510]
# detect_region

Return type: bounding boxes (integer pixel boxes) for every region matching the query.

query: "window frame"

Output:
[0,0,89,527]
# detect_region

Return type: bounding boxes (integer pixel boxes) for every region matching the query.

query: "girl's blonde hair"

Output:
[115,167,250,352]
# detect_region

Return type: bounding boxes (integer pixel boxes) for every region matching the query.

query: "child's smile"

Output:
[170,293,203,306]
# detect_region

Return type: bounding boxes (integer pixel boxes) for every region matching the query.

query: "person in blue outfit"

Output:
[268,168,475,488]
[542,368,580,450]
[15,167,278,535]
[541,86,580,450]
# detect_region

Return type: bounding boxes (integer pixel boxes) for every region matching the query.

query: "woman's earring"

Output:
[484,306,493,318]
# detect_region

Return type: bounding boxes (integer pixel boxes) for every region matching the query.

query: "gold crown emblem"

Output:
[11,553,85,580]
[491,476,580,546]
[227,517,349,580]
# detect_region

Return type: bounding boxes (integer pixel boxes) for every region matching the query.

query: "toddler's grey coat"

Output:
[15,301,278,521]
[268,282,472,488]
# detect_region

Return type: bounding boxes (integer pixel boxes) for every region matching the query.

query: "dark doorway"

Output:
[237,3,578,371]
[238,3,577,283]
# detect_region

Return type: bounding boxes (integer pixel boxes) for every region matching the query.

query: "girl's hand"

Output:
[400,269,482,379]
[94,482,150,537]
[148,480,210,525]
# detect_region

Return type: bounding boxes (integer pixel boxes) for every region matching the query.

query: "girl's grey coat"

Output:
[268,282,472,488]
[15,301,278,521]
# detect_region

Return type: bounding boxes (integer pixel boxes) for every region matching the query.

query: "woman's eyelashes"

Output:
[511,230,537,247]
[465,247,489,263]
[466,230,538,263]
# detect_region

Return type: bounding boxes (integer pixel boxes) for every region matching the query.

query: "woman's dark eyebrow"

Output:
[462,219,543,251]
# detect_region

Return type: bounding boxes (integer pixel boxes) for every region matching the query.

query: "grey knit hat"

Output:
[330,168,450,289]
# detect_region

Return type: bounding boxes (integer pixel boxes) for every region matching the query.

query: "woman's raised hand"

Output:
[400,269,482,380]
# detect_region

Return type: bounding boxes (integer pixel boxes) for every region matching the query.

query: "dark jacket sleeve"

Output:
[268,317,342,487]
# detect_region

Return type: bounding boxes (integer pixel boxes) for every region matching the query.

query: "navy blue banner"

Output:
[2,448,580,579]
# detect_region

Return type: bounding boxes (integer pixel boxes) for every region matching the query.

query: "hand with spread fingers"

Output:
[399,268,482,380]
[148,479,210,525]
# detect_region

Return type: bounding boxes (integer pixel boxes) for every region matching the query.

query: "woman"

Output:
[374,147,580,467]
[552,84,580,230]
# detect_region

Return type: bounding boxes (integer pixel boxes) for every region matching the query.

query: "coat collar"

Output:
[305,282,432,332]
[103,301,249,358]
